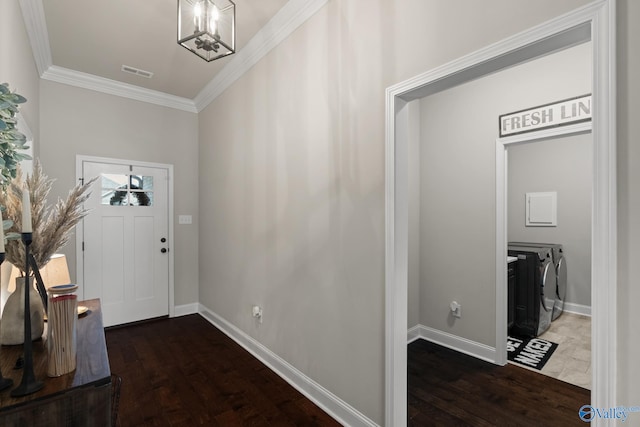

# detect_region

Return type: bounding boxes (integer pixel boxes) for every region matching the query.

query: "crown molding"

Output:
[18,0,195,113]
[194,0,329,112]
[18,0,52,76]
[42,66,198,113]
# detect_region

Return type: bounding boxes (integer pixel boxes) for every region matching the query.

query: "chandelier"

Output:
[178,0,236,62]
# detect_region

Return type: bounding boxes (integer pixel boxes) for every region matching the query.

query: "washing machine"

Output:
[509,242,566,320]
[507,245,557,337]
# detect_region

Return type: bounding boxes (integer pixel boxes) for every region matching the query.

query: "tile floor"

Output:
[510,312,591,389]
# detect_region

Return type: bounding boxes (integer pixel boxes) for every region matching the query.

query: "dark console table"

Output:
[0,298,111,426]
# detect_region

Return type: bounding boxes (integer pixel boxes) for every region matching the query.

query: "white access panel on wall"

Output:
[526,191,557,227]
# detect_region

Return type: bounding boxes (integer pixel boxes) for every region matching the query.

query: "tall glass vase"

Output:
[0,277,45,345]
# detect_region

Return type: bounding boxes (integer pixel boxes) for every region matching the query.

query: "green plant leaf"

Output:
[10,94,27,104]
[5,232,21,241]
[13,152,32,161]
[0,84,29,190]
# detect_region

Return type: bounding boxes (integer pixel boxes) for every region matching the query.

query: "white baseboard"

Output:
[562,302,592,317]
[407,324,497,364]
[173,303,199,317]
[407,325,421,344]
[198,304,379,427]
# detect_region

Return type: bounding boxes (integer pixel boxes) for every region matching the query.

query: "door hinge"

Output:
[82,241,85,251]
[79,177,84,184]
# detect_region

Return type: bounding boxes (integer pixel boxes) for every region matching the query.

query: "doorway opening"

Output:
[503,125,593,389]
[385,2,615,425]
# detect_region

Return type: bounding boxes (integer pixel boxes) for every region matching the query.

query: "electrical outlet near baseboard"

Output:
[450,301,461,318]
[252,305,263,323]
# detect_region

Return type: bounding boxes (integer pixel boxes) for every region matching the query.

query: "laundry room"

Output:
[507,116,592,371]
[407,40,592,388]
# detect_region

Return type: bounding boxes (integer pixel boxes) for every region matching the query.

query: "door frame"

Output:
[384,1,615,426]
[75,155,175,318]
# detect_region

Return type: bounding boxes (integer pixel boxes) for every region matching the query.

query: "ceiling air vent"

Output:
[121,65,154,78]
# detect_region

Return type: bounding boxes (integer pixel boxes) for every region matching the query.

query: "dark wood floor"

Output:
[105,314,340,427]
[106,315,590,427]
[408,339,590,426]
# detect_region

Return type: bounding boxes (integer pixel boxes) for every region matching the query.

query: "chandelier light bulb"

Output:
[209,5,220,36]
[193,2,202,32]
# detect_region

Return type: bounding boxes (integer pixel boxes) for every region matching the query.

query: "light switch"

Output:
[178,215,192,225]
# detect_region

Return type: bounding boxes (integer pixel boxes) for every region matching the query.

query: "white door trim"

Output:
[75,155,175,319]
[384,1,615,426]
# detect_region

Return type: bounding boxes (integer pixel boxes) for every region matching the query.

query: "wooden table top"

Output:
[0,298,111,410]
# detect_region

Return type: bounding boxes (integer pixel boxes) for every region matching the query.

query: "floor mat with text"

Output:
[507,336,558,370]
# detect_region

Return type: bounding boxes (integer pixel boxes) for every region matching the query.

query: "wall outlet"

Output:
[450,301,461,318]
[252,305,263,323]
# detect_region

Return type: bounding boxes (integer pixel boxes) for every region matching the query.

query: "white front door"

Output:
[80,159,170,327]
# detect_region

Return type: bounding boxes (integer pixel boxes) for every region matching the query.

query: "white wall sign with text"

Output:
[499,94,592,137]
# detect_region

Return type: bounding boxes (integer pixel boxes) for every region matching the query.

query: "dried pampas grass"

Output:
[0,161,95,273]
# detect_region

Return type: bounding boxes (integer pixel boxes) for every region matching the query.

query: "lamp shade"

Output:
[178,0,236,62]
[7,254,70,293]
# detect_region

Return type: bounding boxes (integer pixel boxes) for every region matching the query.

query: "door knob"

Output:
[161,248,167,253]
[161,238,166,243]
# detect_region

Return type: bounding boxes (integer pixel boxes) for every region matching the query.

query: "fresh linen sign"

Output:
[499,94,591,137]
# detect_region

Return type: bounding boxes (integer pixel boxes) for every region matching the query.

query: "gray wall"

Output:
[508,134,592,307]
[418,43,590,345]
[0,0,40,148]
[197,0,593,422]
[39,81,200,307]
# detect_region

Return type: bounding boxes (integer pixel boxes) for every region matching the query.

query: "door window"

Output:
[100,174,153,206]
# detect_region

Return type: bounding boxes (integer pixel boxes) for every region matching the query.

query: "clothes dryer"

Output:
[509,242,566,320]
[507,245,557,337]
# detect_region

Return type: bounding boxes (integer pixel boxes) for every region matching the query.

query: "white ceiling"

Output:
[21,0,328,112]
[41,0,289,100]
